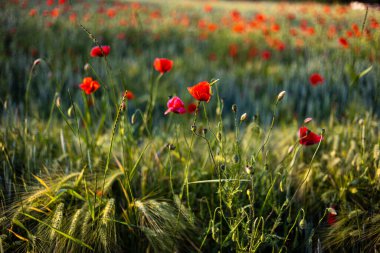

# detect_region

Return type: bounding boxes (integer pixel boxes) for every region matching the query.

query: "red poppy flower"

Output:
[298,127,323,146]
[124,91,135,100]
[187,81,212,102]
[338,37,349,48]
[153,58,173,74]
[165,96,186,115]
[309,73,324,86]
[327,207,337,225]
[187,103,197,114]
[90,45,111,57]
[261,50,271,60]
[79,77,100,94]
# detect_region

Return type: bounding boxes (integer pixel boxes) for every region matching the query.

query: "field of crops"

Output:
[1,0,380,252]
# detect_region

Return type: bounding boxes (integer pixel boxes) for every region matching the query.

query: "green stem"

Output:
[101,92,127,195]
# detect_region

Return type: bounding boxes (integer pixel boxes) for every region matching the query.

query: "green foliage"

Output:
[0,1,379,252]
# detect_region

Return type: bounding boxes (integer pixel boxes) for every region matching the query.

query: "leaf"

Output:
[21,212,94,251]
[7,229,28,242]
[33,174,50,191]
[129,143,151,180]
[358,65,372,78]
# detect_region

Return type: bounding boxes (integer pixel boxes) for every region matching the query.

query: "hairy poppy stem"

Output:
[101,91,127,196]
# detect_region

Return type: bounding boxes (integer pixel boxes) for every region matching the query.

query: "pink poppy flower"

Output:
[165,96,186,115]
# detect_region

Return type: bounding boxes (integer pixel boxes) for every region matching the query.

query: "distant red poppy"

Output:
[229,44,238,58]
[153,58,173,74]
[327,206,337,225]
[309,73,324,86]
[261,50,271,60]
[338,37,349,48]
[29,9,37,17]
[298,127,323,146]
[187,81,212,102]
[79,77,100,94]
[187,103,197,114]
[124,91,135,100]
[90,46,110,57]
[204,4,213,13]
[165,96,186,115]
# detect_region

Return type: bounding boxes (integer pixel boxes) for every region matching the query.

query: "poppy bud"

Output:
[84,63,90,71]
[202,128,208,135]
[287,145,294,154]
[299,218,307,230]
[303,117,312,124]
[240,113,247,122]
[33,58,42,66]
[327,207,337,215]
[276,90,286,103]
[131,113,136,125]
[232,104,237,113]
[67,106,73,117]
[191,124,197,132]
[56,97,61,107]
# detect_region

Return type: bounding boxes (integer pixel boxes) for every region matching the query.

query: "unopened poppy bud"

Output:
[327,207,337,215]
[287,145,294,154]
[245,165,254,175]
[84,63,90,71]
[260,234,264,242]
[240,113,247,122]
[303,117,312,124]
[232,104,237,113]
[131,113,136,124]
[67,106,73,117]
[358,119,364,125]
[246,189,251,197]
[33,58,42,66]
[202,128,208,135]
[299,218,307,230]
[276,90,286,103]
[56,97,61,107]
[191,124,197,132]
